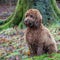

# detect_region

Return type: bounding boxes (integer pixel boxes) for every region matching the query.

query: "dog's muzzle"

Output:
[24,19,40,28]
[24,19,34,27]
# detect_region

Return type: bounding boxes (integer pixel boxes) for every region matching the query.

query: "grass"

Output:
[48,23,60,41]
[25,53,60,60]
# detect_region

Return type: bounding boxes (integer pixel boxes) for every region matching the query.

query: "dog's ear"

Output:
[34,21,40,28]
[37,11,42,23]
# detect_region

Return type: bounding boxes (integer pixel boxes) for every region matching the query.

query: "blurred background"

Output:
[0,0,17,20]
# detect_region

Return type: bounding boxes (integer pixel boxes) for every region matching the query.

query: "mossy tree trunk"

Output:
[19,0,60,28]
[0,0,31,30]
[0,0,60,30]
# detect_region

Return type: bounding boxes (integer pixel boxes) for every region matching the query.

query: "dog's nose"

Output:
[24,19,29,24]
[24,20,27,23]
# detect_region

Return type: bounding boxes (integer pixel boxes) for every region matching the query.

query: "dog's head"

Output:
[24,9,42,28]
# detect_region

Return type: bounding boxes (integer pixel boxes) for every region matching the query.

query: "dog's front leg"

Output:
[28,44,36,56]
[37,44,44,55]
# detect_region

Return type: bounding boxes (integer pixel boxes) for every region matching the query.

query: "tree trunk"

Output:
[19,0,60,28]
[0,0,60,30]
[0,0,31,30]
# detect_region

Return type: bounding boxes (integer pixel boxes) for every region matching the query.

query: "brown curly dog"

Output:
[24,9,57,56]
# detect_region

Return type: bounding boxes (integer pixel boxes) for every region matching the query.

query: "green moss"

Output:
[0,0,30,30]
[51,0,60,16]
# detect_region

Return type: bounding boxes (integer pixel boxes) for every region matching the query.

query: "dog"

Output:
[24,9,57,56]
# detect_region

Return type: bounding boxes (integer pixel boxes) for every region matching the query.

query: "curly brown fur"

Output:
[24,9,57,56]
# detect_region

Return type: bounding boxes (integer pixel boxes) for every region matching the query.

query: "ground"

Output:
[0,23,60,60]
[0,28,30,60]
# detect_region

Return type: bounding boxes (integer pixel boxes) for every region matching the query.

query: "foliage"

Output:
[48,23,60,41]
[51,0,60,17]
[0,28,30,60]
